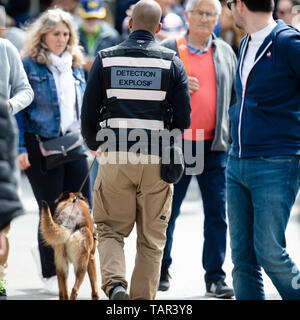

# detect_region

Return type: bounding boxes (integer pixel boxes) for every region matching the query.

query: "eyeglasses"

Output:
[189,10,217,19]
[276,9,291,16]
[226,0,236,10]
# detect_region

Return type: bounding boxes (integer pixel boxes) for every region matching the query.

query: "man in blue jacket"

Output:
[226,0,300,299]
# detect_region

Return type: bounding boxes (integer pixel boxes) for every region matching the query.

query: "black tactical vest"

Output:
[97,42,175,154]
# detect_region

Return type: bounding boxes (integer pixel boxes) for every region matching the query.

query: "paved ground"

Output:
[5,172,300,300]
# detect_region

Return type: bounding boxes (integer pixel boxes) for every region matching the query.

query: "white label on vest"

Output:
[111,67,162,90]
[106,89,166,101]
[102,57,172,69]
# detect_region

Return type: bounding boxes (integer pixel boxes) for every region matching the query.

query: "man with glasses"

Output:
[158,0,237,298]
[226,0,300,299]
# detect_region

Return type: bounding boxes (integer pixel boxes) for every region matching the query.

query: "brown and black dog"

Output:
[40,191,99,300]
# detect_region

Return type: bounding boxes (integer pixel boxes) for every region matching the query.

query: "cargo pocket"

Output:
[149,184,174,250]
[157,184,173,225]
[93,172,101,191]
[92,173,110,224]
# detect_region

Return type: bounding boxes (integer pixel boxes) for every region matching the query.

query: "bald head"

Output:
[129,0,162,35]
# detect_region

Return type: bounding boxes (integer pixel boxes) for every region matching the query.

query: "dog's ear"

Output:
[76,192,89,205]
[76,192,85,200]
[55,191,70,204]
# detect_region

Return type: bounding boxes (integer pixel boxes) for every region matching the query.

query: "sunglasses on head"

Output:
[227,0,236,10]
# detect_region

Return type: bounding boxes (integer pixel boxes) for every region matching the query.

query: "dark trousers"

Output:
[24,133,92,278]
[161,139,228,283]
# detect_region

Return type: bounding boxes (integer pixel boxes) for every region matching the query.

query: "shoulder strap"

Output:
[100,45,175,61]
[176,36,191,76]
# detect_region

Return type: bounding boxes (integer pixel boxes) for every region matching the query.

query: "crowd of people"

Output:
[0,0,299,301]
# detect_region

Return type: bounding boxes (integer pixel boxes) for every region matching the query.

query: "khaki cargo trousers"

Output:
[93,152,173,300]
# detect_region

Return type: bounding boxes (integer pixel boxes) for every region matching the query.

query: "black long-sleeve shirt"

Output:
[81,30,191,151]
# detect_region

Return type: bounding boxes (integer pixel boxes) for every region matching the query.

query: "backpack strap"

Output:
[176,36,191,76]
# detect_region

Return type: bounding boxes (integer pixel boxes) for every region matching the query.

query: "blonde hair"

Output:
[21,8,84,67]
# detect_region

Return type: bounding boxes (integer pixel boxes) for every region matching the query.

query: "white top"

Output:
[241,21,277,89]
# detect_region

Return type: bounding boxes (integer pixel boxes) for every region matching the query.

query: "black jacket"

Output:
[0,100,24,230]
[81,30,191,151]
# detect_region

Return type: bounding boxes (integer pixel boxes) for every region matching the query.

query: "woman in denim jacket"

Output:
[15,8,92,295]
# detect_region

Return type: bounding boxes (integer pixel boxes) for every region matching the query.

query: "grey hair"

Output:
[185,0,222,16]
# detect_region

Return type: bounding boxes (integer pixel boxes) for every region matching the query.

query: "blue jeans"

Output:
[161,139,228,283]
[226,155,300,300]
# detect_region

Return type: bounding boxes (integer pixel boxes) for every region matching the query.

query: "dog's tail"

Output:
[40,200,72,246]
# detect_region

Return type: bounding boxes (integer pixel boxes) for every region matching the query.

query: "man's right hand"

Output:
[17,153,31,170]
[90,150,97,157]
[188,76,199,95]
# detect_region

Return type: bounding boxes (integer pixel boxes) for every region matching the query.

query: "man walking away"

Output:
[81,0,191,300]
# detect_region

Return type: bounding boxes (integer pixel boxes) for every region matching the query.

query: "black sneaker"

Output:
[0,279,7,300]
[206,279,234,299]
[109,283,129,300]
[158,268,171,292]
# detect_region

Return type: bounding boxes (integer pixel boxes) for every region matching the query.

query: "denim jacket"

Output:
[15,57,86,154]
